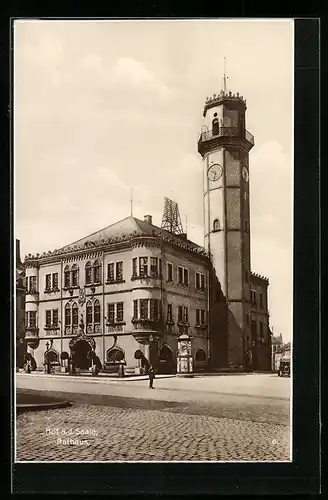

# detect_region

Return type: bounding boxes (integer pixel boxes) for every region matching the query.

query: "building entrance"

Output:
[72,340,92,370]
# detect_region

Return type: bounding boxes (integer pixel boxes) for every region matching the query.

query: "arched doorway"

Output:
[159,345,174,374]
[194,349,207,372]
[72,340,92,369]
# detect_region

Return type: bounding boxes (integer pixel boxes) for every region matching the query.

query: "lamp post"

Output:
[149,334,154,368]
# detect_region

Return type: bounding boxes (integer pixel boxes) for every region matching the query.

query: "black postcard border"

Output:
[4,16,320,496]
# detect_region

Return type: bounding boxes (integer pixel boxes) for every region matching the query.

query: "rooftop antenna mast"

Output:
[161,197,184,235]
[223,57,228,93]
[130,188,133,216]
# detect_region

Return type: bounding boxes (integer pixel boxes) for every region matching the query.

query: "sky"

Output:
[14,19,294,342]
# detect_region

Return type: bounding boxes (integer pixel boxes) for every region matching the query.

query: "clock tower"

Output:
[198,88,254,368]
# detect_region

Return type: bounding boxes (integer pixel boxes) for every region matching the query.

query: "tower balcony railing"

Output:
[198,127,255,149]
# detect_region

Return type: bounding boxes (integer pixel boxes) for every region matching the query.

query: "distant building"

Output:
[249,273,271,371]
[272,339,291,371]
[16,239,26,368]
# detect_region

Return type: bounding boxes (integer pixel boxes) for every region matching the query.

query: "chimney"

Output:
[144,215,152,225]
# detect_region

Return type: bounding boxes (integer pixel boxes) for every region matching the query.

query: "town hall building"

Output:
[23,85,272,374]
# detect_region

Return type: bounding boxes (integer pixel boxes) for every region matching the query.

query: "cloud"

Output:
[108,57,171,97]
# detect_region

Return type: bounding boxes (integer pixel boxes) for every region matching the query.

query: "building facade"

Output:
[24,216,212,374]
[16,239,26,368]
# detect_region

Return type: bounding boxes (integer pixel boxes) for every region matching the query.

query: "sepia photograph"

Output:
[14,18,293,463]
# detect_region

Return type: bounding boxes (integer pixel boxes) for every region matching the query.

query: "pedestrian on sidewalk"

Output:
[149,365,155,389]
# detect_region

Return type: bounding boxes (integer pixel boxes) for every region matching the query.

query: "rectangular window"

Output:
[183,268,189,286]
[72,268,78,287]
[259,321,264,339]
[251,290,256,305]
[140,299,149,319]
[116,302,124,322]
[64,270,71,288]
[94,264,101,284]
[86,266,92,285]
[29,311,37,328]
[107,303,115,324]
[65,307,71,326]
[133,299,138,319]
[116,262,123,281]
[167,262,173,282]
[183,306,189,323]
[45,310,51,327]
[260,293,263,308]
[45,274,51,291]
[86,304,93,325]
[108,263,115,282]
[52,309,59,327]
[28,276,37,293]
[251,320,257,339]
[178,305,183,323]
[178,266,183,284]
[200,309,206,325]
[150,257,158,276]
[132,258,137,277]
[52,273,58,290]
[139,257,148,277]
[195,272,205,290]
[72,306,78,326]
[167,303,172,321]
[150,299,159,320]
[196,308,200,325]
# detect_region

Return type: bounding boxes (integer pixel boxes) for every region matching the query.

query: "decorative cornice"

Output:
[251,272,269,285]
[24,230,209,266]
[203,90,246,116]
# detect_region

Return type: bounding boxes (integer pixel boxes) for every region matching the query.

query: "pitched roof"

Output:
[59,215,202,252]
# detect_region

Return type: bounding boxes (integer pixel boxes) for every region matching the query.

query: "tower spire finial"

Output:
[223,57,228,94]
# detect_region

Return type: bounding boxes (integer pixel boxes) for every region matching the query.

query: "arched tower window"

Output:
[213,218,220,232]
[212,112,219,136]
[71,264,79,287]
[85,262,92,285]
[64,265,70,288]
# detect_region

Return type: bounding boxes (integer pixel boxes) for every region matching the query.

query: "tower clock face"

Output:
[208,163,223,182]
[242,166,249,182]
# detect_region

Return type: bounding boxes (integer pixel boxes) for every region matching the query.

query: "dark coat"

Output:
[149,368,155,379]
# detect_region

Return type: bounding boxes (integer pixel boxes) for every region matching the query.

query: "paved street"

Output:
[15,373,291,462]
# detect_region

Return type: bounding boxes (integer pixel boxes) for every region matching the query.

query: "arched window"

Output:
[72,302,78,326]
[94,260,101,284]
[213,218,220,232]
[65,302,71,326]
[85,262,92,285]
[195,349,206,362]
[94,299,100,324]
[71,264,79,287]
[45,349,59,364]
[64,265,71,288]
[159,345,173,362]
[212,116,219,136]
[86,300,93,325]
[107,346,125,363]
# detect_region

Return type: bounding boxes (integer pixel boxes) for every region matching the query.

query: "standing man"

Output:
[149,365,155,389]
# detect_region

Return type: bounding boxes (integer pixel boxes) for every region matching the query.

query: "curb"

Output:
[16,400,71,412]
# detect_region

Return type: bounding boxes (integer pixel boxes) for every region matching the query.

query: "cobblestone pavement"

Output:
[16,402,290,462]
